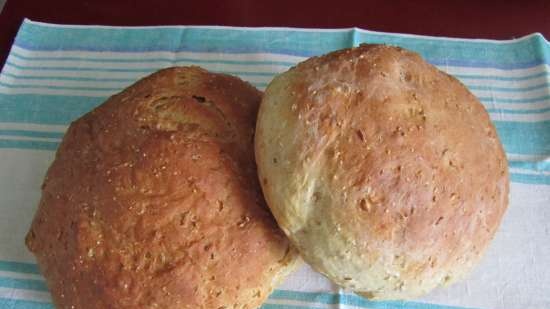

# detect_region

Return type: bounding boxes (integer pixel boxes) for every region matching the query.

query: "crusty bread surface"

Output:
[255,44,509,299]
[26,67,299,309]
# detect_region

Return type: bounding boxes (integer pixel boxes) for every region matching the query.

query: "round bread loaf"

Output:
[255,44,509,300]
[26,67,299,309]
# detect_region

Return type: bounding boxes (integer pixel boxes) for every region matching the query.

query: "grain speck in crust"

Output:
[25,67,300,309]
[255,44,509,300]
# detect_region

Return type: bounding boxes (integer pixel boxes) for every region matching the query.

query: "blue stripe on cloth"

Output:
[510,160,550,172]
[454,72,549,81]
[0,130,64,139]
[5,67,550,95]
[4,83,550,104]
[478,96,550,104]
[0,139,60,151]
[2,72,137,82]
[8,50,550,84]
[494,121,550,155]
[0,299,52,309]
[0,285,479,309]
[0,81,121,92]
[5,61,159,73]
[510,172,550,185]
[4,61,281,78]
[268,290,478,309]
[262,305,324,309]
[468,84,550,92]
[0,275,482,309]
[486,108,550,114]
[0,94,103,124]
[8,51,550,89]
[2,81,550,108]
[0,277,48,292]
[0,297,478,309]
[8,51,299,67]
[14,22,354,58]
[0,80,269,91]
[12,20,550,69]
[4,56,550,85]
[0,261,40,275]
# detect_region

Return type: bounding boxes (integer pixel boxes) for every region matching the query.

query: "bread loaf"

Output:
[255,44,509,299]
[26,67,299,309]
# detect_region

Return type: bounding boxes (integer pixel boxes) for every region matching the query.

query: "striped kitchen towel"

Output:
[0,19,549,309]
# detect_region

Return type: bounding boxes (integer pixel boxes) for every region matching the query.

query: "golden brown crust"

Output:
[26,67,299,309]
[255,45,509,299]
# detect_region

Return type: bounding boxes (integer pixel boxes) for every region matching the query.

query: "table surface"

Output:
[1,0,549,68]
